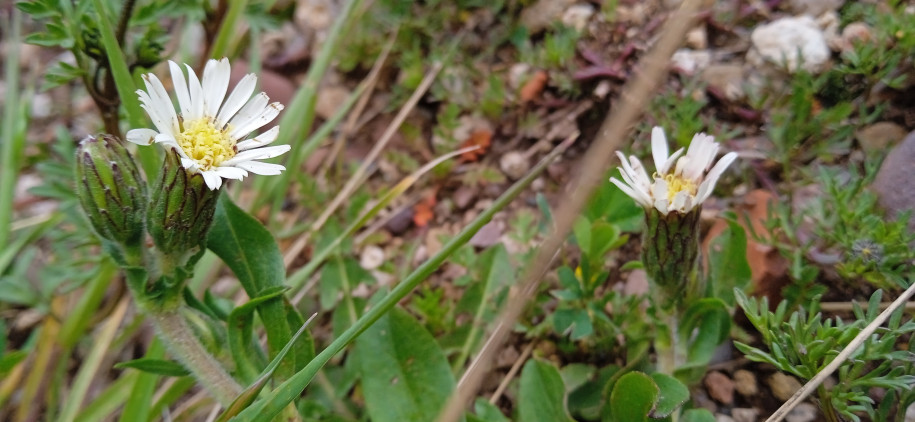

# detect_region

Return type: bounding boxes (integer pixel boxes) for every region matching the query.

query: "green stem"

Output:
[147,307,242,406]
[209,0,248,59]
[0,9,22,250]
[817,386,841,422]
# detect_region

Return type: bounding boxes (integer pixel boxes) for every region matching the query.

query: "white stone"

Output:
[359,245,385,270]
[749,16,830,73]
[671,49,711,74]
[561,4,595,33]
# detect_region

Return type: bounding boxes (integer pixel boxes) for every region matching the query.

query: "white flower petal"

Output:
[227,93,269,132]
[169,61,193,117]
[671,190,691,212]
[627,156,652,191]
[223,145,291,165]
[126,128,158,145]
[234,161,286,175]
[236,126,279,151]
[696,151,737,204]
[651,126,669,172]
[216,73,257,128]
[200,170,222,190]
[201,58,231,118]
[654,198,669,215]
[181,157,200,172]
[658,147,684,175]
[185,64,204,121]
[213,166,248,180]
[610,176,651,208]
[142,73,179,135]
[137,90,174,138]
[229,102,284,141]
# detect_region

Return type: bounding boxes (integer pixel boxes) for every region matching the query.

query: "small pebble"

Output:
[705,371,735,404]
[732,408,758,422]
[785,403,818,422]
[733,369,759,396]
[767,372,803,401]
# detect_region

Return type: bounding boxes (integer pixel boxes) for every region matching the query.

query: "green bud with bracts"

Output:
[642,208,701,309]
[146,147,220,262]
[76,134,148,256]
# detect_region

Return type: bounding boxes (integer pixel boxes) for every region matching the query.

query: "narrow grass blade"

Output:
[0,9,24,249]
[210,0,248,59]
[57,299,129,422]
[74,372,140,422]
[89,0,159,178]
[119,340,165,422]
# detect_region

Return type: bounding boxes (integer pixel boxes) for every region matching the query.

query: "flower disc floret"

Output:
[126,58,290,190]
[610,127,737,215]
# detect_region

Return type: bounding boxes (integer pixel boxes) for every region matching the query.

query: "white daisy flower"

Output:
[126,58,290,190]
[610,127,737,215]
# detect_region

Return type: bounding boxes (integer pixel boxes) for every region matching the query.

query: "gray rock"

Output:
[873,131,915,228]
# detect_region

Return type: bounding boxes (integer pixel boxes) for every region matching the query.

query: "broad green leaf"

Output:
[471,399,510,422]
[568,364,620,420]
[681,409,716,422]
[678,298,731,382]
[353,307,461,422]
[706,216,751,306]
[560,363,595,393]
[519,359,574,422]
[554,308,593,340]
[607,371,658,422]
[208,195,284,293]
[114,357,189,377]
[649,373,689,418]
[589,221,624,259]
[573,216,592,254]
[208,195,307,378]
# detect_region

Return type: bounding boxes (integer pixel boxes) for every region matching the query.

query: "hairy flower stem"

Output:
[147,307,242,406]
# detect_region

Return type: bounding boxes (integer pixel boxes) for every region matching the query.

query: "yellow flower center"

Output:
[177,118,236,171]
[663,174,697,203]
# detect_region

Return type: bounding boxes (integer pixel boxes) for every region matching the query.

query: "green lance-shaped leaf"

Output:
[114,358,190,377]
[207,194,312,378]
[353,307,461,422]
[518,359,575,422]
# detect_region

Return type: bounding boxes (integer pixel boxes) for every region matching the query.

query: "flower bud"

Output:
[76,134,147,249]
[147,148,220,259]
[642,208,701,309]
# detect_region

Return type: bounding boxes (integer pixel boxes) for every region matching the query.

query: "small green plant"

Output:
[736,289,915,422]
